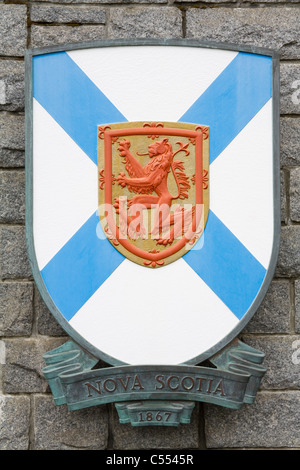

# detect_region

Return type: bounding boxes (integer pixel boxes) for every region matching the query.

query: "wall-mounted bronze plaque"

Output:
[25,39,280,426]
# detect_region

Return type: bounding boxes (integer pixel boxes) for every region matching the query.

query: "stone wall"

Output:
[0,0,299,450]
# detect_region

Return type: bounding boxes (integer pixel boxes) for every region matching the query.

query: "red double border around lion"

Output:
[98,123,209,268]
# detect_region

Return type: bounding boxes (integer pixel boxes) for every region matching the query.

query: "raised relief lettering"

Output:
[167,376,180,391]
[117,376,131,391]
[196,377,205,392]
[85,381,102,397]
[85,374,226,399]
[181,376,195,391]
[131,375,144,390]
[103,378,117,393]
[213,379,226,396]
[155,375,165,390]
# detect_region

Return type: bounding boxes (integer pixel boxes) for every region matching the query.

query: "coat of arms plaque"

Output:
[25,40,280,426]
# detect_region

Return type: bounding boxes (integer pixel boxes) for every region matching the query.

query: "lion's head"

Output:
[148,138,172,158]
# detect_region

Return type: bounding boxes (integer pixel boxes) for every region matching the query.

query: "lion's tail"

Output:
[171,160,190,200]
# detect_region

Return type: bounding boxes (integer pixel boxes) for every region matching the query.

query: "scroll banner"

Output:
[42,339,266,419]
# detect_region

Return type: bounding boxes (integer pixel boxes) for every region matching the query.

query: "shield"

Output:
[98,121,209,267]
[25,40,280,367]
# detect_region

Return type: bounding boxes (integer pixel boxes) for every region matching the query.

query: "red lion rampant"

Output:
[115,137,194,246]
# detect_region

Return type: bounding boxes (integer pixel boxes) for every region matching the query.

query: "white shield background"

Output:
[26,41,280,365]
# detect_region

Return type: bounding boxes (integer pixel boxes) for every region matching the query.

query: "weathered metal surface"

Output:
[115,401,195,427]
[42,338,266,425]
